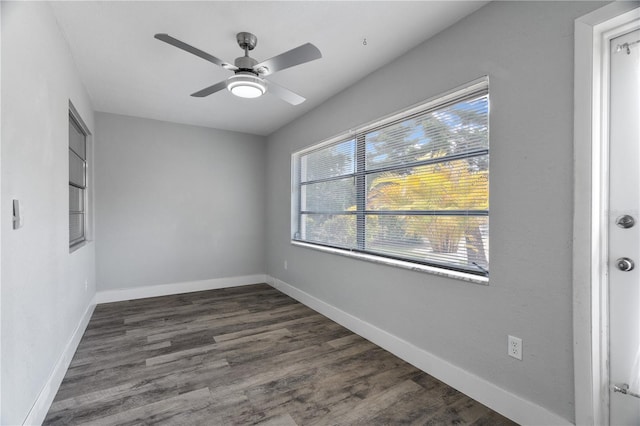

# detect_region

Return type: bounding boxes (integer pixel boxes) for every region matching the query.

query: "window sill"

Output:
[69,239,90,254]
[291,240,489,285]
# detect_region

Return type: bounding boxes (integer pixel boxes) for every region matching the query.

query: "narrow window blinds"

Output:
[69,115,87,246]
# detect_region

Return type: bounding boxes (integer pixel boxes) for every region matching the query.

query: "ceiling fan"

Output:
[154,32,322,105]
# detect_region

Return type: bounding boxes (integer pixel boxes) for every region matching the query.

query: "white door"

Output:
[609,28,640,426]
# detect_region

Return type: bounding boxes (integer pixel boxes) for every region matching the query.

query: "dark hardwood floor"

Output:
[44,284,516,425]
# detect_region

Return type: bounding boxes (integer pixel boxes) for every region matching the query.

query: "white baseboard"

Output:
[23,300,96,426]
[267,276,571,426]
[95,274,268,304]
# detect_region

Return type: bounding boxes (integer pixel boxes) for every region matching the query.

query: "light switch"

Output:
[12,200,22,229]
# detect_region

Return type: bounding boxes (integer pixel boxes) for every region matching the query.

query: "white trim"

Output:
[267,276,570,426]
[573,4,640,426]
[23,301,96,426]
[0,3,3,420]
[95,274,268,304]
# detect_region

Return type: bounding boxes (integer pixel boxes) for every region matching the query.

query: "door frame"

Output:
[574,3,640,425]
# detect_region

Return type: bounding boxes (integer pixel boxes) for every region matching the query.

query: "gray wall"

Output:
[1,2,96,424]
[95,113,266,290]
[265,1,606,422]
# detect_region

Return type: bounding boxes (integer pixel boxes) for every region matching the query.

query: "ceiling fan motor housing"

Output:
[234,55,258,72]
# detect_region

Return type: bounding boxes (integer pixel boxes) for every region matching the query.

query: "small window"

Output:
[292,79,489,279]
[69,111,88,248]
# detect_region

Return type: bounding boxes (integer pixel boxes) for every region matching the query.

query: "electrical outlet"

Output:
[284,260,288,270]
[508,335,522,360]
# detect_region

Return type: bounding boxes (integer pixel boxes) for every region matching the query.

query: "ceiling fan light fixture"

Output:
[226,73,266,99]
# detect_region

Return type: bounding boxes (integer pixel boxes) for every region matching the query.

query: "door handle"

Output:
[616,257,635,272]
[616,214,635,229]
[613,383,640,399]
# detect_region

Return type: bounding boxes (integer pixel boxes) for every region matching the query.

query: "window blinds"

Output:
[294,81,489,276]
[69,116,87,246]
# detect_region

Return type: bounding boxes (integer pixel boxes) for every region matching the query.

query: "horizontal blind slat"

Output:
[365,95,488,171]
[301,176,356,212]
[69,117,86,159]
[300,139,355,182]
[300,213,356,249]
[69,213,85,244]
[69,150,86,188]
[69,185,84,213]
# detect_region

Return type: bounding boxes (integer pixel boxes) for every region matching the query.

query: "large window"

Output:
[69,110,88,248]
[292,79,489,278]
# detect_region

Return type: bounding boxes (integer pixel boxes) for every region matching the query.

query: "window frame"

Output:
[69,103,91,251]
[291,78,490,284]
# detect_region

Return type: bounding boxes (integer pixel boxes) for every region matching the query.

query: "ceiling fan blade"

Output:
[266,80,306,105]
[255,43,322,76]
[190,81,228,98]
[154,33,237,71]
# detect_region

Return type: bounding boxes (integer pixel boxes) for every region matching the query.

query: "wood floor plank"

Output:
[213,312,324,343]
[44,284,516,425]
[145,343,223,367]
[328,379,424,424]
[80,387,213,426]
[255,412,299,426]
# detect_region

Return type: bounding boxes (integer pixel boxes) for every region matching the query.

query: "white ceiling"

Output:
[51,1,488,136]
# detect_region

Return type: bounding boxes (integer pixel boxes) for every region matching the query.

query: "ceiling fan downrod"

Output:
[234,32,259,73]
